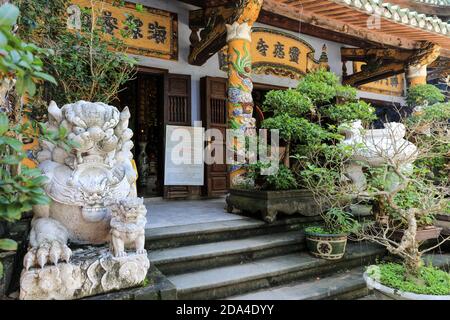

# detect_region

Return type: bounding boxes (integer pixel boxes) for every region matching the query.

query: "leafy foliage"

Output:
[322,101,376,124]
[367,263,450,295]
[14,0,137,108]
[406,84,445,107]
[0,3,56,96]
[0,3,63,279]
[245,163,298,191]
[296,69,340,105]
[304,207,357,235]
[253,70,377,232]
[262,89,312,117]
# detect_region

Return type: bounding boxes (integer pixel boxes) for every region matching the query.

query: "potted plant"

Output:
[228,70,376,225]
[287,70,376,260]
[349,92,450,299]
[299,142,359,260]
[304,208,357,260]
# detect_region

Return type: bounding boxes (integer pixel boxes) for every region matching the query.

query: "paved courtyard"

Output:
[145,197,247,229]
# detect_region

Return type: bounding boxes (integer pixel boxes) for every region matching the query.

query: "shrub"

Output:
[406,84,445,107]
[15,0,137,108]
[263,89,312,117]
[0,3,60,279]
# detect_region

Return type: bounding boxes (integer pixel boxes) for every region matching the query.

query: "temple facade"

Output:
[65,0,449,199]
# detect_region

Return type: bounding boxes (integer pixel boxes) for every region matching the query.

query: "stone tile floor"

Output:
[145,197,246,229]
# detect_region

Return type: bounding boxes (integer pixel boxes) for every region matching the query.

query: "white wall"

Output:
[128,0,405,124]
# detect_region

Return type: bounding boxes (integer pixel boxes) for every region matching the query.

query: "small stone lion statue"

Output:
[110,198,147,257]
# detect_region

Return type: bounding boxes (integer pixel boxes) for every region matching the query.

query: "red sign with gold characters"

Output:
[68,0,178,60]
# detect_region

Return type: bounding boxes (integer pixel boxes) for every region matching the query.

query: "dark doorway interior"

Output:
[119,71,164,198]
[252,83,287,127]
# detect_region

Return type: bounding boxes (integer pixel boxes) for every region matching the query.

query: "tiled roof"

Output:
[415,0,450,6]
[334,0,450,36]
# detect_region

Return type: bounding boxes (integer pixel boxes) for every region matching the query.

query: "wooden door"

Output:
[201,76,229,197]
[163,73,200,199]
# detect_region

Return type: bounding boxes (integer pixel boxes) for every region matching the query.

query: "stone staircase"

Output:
[145,215,385,300]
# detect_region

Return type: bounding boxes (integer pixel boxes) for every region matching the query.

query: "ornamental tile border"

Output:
[332,0,450,36]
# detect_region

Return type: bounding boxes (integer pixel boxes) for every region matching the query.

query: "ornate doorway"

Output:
[119,70,164,198]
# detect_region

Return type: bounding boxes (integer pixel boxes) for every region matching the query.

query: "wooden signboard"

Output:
[219,27,322,79]
[353,62,405,97]
[68,0,178,60]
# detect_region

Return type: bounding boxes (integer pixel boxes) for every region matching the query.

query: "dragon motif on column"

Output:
[225,0,263,186]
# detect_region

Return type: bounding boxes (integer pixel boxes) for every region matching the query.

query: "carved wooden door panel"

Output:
[163,73,199,199]
[201,76,229,197]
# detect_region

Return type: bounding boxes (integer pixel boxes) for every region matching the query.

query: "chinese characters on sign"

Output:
[219,28,322,79]
[68,0,178,61]
[353,62,405,96]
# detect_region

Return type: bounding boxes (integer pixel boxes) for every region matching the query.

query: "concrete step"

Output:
[227,267,369,300]
[149,231,305,275]
[145,215,321,250]
[168,242,385,300]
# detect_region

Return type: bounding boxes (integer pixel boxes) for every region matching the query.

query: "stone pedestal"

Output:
[19,246,150,300]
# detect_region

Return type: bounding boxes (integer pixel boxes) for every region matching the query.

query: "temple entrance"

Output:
[119,69,165,198]
[119,68,194,199]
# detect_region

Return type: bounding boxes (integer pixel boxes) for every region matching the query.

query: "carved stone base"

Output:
[19,246,150,300]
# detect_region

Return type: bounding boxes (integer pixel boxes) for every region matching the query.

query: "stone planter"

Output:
[363,271,450,300]
[226,189,320,223]
[304,230,347,260]
[434,214,450,236]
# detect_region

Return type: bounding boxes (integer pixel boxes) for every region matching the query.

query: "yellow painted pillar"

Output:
[406,43,440,87]
[226,0,263,186]
[407,64,428,87]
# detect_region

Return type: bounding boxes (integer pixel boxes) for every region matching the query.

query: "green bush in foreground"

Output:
[367,263,450,296]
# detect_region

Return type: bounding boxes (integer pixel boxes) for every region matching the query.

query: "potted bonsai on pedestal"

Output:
[346,94,450,299]
[227,70,376,225]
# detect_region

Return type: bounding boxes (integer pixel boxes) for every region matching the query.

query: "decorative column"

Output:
[406,42,440,87]
[226,0,263,186]
[406,64,427,87]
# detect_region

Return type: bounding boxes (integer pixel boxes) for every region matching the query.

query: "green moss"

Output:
[367,263,450,296]
[304,226,344,235]
[142,277,150,287]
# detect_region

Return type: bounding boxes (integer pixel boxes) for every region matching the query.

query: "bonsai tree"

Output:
[263,69,375,167]
[406,83,445,108]
[350,95,450,296]
[407,96,449,186]
[258,70,377,257]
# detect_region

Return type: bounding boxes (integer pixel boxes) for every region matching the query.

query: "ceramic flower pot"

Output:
[304,230,347,260]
